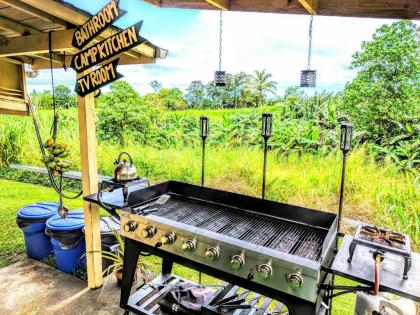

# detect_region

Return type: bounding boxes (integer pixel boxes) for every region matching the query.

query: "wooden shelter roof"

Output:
[0,0,167,70]
[145,0,419,19]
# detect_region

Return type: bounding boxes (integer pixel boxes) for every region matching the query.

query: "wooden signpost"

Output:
[71,1,144,97]
[69,0,145,287]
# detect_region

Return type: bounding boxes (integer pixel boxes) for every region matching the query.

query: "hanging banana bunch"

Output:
[41,138,73,176]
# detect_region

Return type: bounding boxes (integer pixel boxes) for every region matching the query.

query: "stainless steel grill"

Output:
[138,195,326,262]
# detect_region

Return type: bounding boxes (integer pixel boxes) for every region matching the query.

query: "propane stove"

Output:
[348,224,411,279]
[118,181,337,314]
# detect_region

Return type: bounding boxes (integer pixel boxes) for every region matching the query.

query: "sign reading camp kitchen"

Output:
[70,21,144,73]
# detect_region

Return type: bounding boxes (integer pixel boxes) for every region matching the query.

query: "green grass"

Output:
[176,105,280,121]
[0,179,83,267]
[0,179,355,314]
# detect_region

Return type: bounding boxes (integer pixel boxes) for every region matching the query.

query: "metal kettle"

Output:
[113,152,137,182]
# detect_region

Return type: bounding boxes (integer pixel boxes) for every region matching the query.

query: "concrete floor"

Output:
[0,259,123,315]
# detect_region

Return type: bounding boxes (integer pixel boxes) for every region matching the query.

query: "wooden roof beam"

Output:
[206,0,229,10]
[0,15,39,35]
[297,0,318,15]
[0,29,75,57]
[20,0,159,58]
[30,53,155,70]
[32,52,64,64]
[0,0,71,28]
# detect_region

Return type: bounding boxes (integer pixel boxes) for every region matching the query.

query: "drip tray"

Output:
[126,274,289,315]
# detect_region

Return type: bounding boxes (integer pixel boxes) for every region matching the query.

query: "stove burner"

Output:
[359,225,406,249]
[348,224,412,279]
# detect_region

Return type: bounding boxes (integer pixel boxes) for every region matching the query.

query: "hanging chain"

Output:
[307,15,313,70]
[218,10,223,71]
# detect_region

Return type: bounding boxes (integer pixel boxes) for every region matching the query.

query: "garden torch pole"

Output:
[200,116,209,186]
[198,116,209,285]
[330,122,353,315]
[261,113,273,199]
[337,122,353,237]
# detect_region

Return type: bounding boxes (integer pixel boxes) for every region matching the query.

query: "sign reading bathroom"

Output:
[72,0,127,49]
[70,21,144,73]
[75,58,123,97]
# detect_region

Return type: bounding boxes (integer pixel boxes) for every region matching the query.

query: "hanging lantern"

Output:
[214,11,226,87]
[300,70,317,87]
[300,16,316,88]
[215,70,226,87]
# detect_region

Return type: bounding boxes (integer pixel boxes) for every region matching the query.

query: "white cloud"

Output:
[27,10,400,96]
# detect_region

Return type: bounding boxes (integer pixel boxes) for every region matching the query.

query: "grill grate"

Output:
[139,195,326,261]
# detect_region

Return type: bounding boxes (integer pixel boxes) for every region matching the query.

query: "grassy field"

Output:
[0,179,356,314]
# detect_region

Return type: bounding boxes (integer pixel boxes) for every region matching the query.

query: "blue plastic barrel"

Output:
[16,202,59,260]
[46,210,86,273]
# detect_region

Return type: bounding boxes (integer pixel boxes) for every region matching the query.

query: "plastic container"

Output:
[95,216,121,272]
[16,202,59,260]
[46,210,86,274]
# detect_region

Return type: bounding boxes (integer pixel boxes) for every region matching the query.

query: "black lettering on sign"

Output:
[75,58,123,97]
[71,21,144,73]
[72,0,127,49]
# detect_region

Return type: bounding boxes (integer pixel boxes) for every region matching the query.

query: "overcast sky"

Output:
[26,0,402,96]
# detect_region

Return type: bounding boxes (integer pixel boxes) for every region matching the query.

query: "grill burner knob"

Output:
[230,255,245,270]
[182,239,197,252]
[142,226,156,238]
[161,232,176,245]
[123,221,137,233]
[205,247,219,261]
[257,264,273,280]
[287,272,304,289]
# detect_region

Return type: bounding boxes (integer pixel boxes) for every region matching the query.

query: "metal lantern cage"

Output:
[300,16,316,88]
[340,122,353,153]
[261,113,273,138]
[214,11,226,87]
[215,70,226,87]
[300,70,317,88]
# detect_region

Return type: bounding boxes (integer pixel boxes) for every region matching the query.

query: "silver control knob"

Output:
[123,221,137,233]
[287,272,304,289]
[161,232,176,245]
[205,247,220,261]
[142,226,156,238]
[182,239,197,252]
[257,264,273,280]
[230,254,245,270]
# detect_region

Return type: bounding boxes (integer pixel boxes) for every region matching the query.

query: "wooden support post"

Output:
[77,71,102,289]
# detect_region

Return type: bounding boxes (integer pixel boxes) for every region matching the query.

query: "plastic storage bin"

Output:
[99,216,121,272]
[46,210,85,273]
[16,202,59,260]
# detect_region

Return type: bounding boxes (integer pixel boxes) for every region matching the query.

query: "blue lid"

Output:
[46,209,85,231]
[17,202,60,219]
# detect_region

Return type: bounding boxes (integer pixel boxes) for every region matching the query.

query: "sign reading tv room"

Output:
[75,59,122,97]
[72,0,126,49]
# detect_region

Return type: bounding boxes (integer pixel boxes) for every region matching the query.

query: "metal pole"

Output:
[337,153,348,235]
[262,137,268,199]
[198,138,206,285]
[201,139,206,187]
